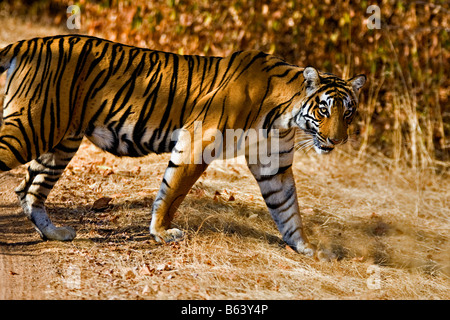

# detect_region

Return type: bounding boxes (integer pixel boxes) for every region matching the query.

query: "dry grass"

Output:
[31,140,448,300]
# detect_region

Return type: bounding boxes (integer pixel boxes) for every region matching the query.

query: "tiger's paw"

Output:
[42,226,76,241]
[294,241,316,257]
[151,228,184,244]
[291,241,337,261]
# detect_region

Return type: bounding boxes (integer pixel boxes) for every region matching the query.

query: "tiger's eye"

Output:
[319,107,329,116]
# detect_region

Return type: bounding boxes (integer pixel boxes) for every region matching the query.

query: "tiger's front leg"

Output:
[246,129,315,256]
[149,161,207,243]
[149,129,208,243]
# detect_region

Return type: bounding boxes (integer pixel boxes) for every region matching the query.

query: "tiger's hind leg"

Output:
[0,123,30,172]
[15,136,83,241]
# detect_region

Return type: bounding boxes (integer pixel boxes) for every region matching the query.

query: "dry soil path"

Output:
[0,15,70,300]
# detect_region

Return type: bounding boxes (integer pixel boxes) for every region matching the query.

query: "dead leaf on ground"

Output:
[92,197,112,211]
[213,190,221,201]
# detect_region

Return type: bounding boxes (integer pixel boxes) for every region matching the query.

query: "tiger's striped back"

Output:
[1,36,302,158]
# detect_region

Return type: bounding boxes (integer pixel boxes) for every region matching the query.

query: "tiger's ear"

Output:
[303,66,320,96]
[348,74,366,94]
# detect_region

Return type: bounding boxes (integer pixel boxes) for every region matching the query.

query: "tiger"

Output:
[0,35,365,257]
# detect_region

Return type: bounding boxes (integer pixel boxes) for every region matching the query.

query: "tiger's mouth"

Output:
[311,133,335,155]
[296,128,335,154]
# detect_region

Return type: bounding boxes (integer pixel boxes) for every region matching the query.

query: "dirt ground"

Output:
[0,16,449,300]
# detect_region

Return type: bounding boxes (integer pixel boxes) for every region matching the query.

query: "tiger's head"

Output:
[293,67,366,154]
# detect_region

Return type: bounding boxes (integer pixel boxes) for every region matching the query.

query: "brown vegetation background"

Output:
[2,0,449,167]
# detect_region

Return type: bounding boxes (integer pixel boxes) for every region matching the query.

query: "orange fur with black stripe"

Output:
[0,35,365,257]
